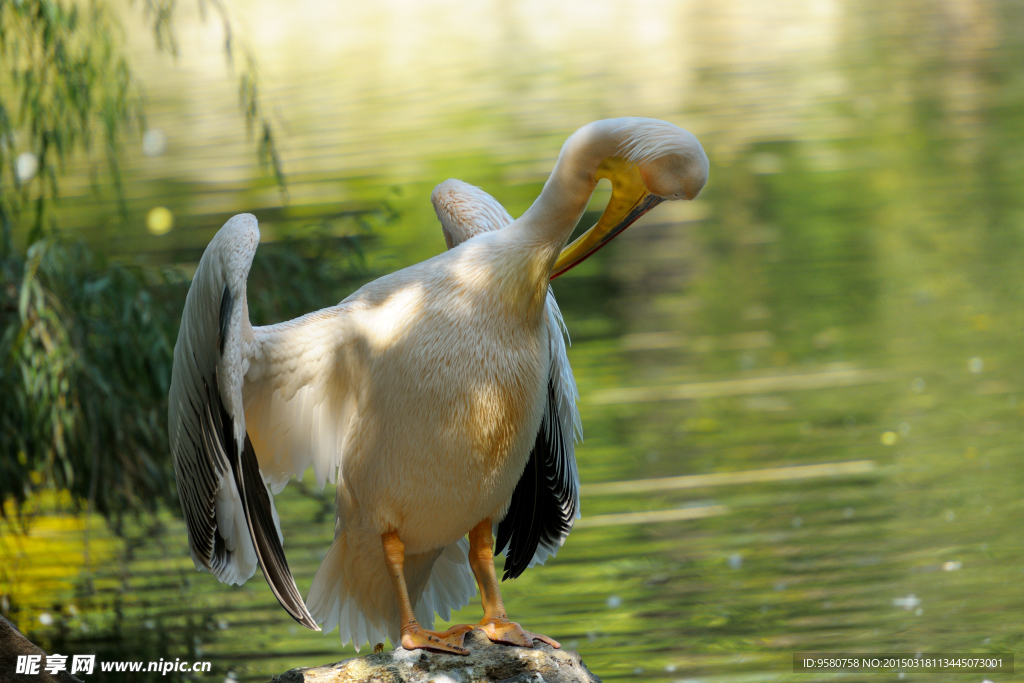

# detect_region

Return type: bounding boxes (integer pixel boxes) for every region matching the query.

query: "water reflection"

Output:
[5,0,1024,681]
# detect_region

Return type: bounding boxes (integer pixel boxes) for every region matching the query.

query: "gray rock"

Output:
[269,631,601,683]
[0,616,82,683]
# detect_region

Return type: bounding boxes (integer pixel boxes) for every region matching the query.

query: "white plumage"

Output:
[431,178,582,576]
[168,117,708,653]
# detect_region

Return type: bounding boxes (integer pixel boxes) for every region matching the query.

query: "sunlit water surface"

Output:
[4,0,1024,680]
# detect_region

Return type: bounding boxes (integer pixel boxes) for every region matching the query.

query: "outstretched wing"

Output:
[431,178,582,579]
[168,213,317,630]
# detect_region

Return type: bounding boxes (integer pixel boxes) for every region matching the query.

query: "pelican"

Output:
[168,117,708,654]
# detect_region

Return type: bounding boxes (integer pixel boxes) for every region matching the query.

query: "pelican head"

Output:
[550,118,709,278]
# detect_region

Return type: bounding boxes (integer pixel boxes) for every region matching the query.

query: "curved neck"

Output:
[510,119,629,266]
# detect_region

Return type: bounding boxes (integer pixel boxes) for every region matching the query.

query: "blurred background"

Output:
[2,0,1023,680]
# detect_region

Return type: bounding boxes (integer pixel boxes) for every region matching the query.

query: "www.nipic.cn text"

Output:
[14,654,213,676]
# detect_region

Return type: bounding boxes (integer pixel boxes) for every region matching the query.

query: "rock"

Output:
[0,616,82,683]
[269,631,601,683]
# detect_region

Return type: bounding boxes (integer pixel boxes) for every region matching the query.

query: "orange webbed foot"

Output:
[400,624,471,655]
[436,624,475,640]
[477,617,560,649]
[400,623,472,655]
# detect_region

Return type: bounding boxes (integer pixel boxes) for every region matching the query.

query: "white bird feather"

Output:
[432,178,582,577]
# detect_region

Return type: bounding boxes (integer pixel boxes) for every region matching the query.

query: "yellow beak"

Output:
[550,157,664,280]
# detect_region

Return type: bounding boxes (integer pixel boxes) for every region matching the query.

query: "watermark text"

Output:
[15,655,212,676]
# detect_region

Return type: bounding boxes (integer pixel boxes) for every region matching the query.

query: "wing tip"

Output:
[294,607,321,631]
[211,213,261,261]
[234,429,321,631]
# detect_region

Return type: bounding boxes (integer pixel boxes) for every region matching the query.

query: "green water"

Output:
[5,0,1024,680]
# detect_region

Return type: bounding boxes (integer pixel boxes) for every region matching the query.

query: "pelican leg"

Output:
[382,531,471,655]
[467,520,561,649]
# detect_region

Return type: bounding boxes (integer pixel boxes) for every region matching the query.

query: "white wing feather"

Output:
[169,213,261,584]
[242,308,357,491]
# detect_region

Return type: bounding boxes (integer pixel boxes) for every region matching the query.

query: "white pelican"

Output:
[168,117,708,655]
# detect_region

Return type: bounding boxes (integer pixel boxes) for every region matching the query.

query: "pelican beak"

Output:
[551,157,664,279]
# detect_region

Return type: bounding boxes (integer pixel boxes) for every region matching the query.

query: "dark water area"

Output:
[4,0,1024,680]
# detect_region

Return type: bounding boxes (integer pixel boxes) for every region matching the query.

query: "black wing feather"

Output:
[218,285,233,356]
[494,380,578,580]
[227,412,317,630]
